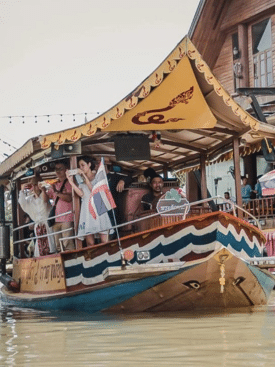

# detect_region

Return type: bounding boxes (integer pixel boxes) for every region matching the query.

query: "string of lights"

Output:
[0,138,17,150]
[0,111,104,159]
[0,111,102,124]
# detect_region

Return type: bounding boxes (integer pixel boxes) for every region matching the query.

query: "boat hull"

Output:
[1,212,274,313]
[1,247,274,313]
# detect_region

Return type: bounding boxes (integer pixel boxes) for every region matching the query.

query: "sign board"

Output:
[156,189,189,216]
[13,255,66,293]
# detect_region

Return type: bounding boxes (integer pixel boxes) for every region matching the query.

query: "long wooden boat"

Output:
[1,205,275,312]
[1,36,275,312]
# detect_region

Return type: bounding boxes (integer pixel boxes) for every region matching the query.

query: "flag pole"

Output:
[111,207,126,267]
[101,158,126,268]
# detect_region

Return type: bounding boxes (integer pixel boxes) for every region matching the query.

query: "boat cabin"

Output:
[1,37,275,261]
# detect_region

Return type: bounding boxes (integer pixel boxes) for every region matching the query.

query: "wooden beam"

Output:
[205,127,239,136]
[169,153,201,170]
[208,134,233,151]
[200,154,208,202]
[86,151,115,156]
[162,132,208,150]
[70,156,82,250]
[150,146,186,156]
[161,137,206,153]
[238,23,249,87]
[233,137,243,218]
[147,157,171,165]
[186,129,225,141]
[82,138,112,146]
[207,130,250,160]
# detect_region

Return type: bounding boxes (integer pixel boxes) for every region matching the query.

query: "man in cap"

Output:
[141,168,164,211]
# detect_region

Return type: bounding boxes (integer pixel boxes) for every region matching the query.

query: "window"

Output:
[252,19,273,87]
[232,33,240,60]
[232,33,241,91]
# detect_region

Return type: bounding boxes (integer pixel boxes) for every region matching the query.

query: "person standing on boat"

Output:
[66,156,112,246]
[22,213,35,257]
[141,168,164,211]
[46,161,75,252]
[18,175,56,256]
[241,176,252,203]
[106,164,132,237]
[253,175,263,198]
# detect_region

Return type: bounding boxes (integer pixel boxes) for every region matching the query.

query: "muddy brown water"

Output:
[1,292,275,366]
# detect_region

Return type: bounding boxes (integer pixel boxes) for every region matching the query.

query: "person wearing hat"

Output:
[106,164,132,228]
[18,174,56,257]
[141,168,164,211]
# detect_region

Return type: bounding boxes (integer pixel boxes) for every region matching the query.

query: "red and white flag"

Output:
[88,158,116,219]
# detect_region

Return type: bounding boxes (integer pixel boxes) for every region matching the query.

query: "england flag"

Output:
[88,158,116,219]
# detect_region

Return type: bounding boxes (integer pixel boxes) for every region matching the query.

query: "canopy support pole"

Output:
[233,137,243,218]
[0,185,6,274]
[200,154,208,206]
[70,156,82,250]
[193,171,218,212]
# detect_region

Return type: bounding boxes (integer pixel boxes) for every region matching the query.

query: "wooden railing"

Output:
[242,197,275,220]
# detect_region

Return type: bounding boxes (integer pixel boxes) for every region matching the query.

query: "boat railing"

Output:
[58,196,262,250]
[12,210,73,246]
[12,196,264,254]
[187,196,262,229]
[129,196,262,231]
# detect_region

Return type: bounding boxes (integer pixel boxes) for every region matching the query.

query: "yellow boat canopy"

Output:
[39,37,259,149]
[2,36,275,180]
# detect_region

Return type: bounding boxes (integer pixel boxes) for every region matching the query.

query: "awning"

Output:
[1,37,275,180]
[0,139,35,177]
[39,37,260,149]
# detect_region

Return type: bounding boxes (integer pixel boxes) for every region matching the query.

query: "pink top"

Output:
[47,180,74,222]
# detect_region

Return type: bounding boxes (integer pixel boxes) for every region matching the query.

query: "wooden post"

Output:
[163,165,168,180]
[0,185,6,272]
[70,156,82,249]
[186,172,199,202]
[233,137,243,218]
[200,154,208,202]
[238,24,249,87]
[17,180,27,258]
[0,185,5,225]
[12,183,23,258]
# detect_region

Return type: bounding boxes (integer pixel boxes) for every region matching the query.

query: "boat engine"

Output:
[0,273,19,292]
[0,225,10,274]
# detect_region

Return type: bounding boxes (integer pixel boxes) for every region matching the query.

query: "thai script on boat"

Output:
[157,199,189,216]
[39,260,64,284]
[156,189,189,216]
[17,257,66,292]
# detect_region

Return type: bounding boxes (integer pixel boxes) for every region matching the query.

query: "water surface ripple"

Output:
[1,292,275,366]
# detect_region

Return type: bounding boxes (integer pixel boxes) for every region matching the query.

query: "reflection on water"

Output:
[1,293,275,366]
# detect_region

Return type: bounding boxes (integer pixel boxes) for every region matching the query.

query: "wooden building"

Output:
[189,0,275,187]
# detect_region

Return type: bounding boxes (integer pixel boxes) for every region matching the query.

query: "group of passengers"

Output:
[217,176,262,211]
[241,175,262,203]
[19,157,163,257]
